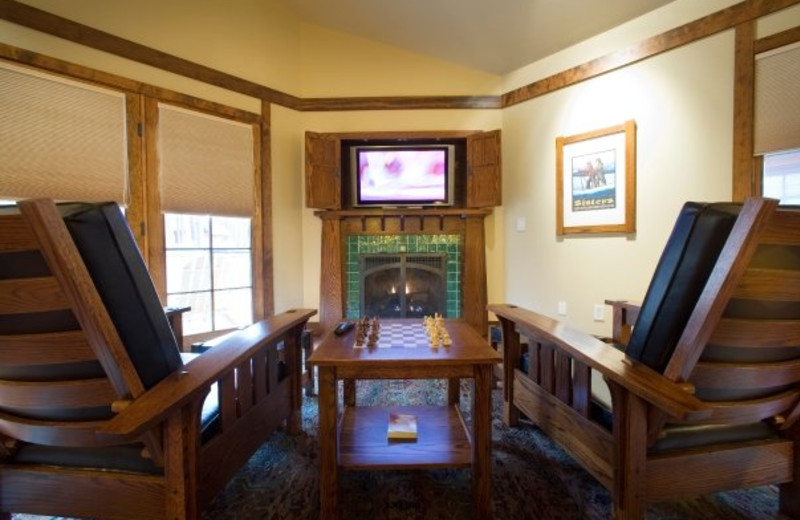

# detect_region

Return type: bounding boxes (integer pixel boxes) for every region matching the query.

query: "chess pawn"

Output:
[442,332,451,346]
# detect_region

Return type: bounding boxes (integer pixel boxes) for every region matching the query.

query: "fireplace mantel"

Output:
[316,209,491,337]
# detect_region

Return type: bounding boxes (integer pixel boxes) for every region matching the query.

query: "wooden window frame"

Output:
[734,24,800,200]
[0,55,273,321]
[164,212,255,341]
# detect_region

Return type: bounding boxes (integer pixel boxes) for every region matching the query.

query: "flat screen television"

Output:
[351,144,455,207]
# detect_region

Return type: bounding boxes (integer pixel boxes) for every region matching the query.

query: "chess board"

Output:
[353,321,438,349]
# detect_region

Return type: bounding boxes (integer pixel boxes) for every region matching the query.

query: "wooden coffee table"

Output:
[308,319,502,519]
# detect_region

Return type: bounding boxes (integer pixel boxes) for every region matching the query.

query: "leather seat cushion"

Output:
[588,399,776,453]
[625,202,741,373]
[10,443,163,474]
[59,202,183,389]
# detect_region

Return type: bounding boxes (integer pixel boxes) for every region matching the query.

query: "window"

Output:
[156,103,258,335]
[165,213,253,335]
[0,62,127,204]
[763,149,800,204]
[754,41,800,202]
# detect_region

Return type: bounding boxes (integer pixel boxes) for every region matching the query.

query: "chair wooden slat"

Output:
[0,277,70,314]
[692,359,800,389]
[554,350,572,404]
[237,358,254,415]
[732,268,800,301]
[686,390,800,425]
[0,331,95,365]
[711,318,800,348]
[0,411,123,447]
[762,210,800,245]
[0,215,38,252]
[252,349,267,402]
[572,360,591,417]
[0,378,116,409]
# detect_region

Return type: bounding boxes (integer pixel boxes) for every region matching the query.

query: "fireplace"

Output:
[361,254,446,318]
[345,234,461,320]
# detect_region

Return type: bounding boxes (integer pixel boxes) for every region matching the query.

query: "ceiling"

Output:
[274,0,676,75]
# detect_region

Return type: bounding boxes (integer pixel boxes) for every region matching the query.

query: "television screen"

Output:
[352,145,454,207]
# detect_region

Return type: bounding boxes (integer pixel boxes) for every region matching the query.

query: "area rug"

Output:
[14,379,778,519]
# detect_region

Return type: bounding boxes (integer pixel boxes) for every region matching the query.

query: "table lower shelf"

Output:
[338,405,473,471]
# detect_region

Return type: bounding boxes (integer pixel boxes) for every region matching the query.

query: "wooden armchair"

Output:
[0,198,316,520]
[490,197,800,519]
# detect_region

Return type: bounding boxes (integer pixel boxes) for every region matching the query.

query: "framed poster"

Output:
[556,120,636,235]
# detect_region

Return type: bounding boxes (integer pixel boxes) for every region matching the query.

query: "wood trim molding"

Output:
[143,97,166,300]
[0,0,493,112]
[3,0,798,112]
[317,130,480,140]
[300,95,501,111]
[125,93,147,255]
[732,17,800,201]
[502,0,800,107]
[732,21,757,202]
[0,0,302,110]
[252,119,265,322]
[259,101,275,318]
[754,25,800,54]
[0,44,259,124]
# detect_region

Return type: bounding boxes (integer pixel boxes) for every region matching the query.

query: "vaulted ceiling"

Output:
[274,0,676,75]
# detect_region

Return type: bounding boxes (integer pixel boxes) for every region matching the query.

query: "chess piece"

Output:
[442,332,451,346]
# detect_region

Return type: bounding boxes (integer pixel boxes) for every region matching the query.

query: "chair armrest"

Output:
[488,304,710,422]
[99,309,316,440]
[605,299,641,346]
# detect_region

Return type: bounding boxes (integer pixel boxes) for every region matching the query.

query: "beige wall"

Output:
[757,3,800,37]
[297,23,502,97]
[502,32,735,337]
[10,0,303,99]
[2,0,799,324]
[499,0,754,337]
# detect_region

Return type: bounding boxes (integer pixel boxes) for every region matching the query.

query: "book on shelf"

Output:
[387,413,417,441]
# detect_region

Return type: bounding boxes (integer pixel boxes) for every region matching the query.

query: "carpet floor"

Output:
[15,379,779,519]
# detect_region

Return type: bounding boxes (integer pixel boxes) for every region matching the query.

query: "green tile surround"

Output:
[345,234,461,319]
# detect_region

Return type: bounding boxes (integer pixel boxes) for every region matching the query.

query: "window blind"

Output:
[158,104,255,217]
[754,42,800,155]
[0,62,128,203]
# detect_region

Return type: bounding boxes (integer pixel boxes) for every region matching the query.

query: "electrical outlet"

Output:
[593,304,605,321]
[557,301,567,316]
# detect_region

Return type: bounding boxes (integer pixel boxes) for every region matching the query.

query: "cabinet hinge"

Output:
[137,122,143,137]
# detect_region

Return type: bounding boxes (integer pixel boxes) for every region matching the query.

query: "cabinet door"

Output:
[466,130,502,208]
[305,132,341,209]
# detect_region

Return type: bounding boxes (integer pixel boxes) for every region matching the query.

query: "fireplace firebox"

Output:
[360,254,446,318]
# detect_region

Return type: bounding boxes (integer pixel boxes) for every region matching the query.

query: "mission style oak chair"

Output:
[0,198,316,520]
[490,197,800,519]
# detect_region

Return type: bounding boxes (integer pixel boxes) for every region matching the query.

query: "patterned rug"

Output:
[15,379,779,519]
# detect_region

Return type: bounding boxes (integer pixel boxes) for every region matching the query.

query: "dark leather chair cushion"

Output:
[59,202,183,389]
[11,443,163,474]
[625,202,741,373]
